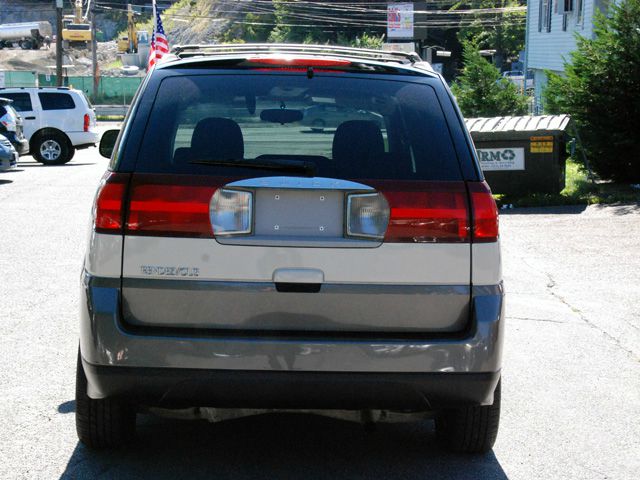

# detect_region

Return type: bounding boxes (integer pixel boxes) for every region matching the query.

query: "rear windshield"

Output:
[134,74,462,180]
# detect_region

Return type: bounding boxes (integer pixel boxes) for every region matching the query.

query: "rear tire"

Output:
[435,379,501,454]
[32,132,72,165]
[75,351,136,449]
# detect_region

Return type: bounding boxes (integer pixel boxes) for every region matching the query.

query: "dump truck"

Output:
[0,21,53,50]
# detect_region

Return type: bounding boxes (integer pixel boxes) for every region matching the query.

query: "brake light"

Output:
[93,172,130,234]
[125,174,222,237]
[369,181,470,243]
[245,56,351,67]
[83,113,90,132]
[468,181,499,242]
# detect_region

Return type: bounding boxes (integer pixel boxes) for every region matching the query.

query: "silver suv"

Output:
[78,45,503,453]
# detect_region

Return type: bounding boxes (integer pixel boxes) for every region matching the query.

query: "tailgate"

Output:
[120,175,471,333]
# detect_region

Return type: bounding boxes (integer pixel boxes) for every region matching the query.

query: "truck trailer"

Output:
[0,21,53,50]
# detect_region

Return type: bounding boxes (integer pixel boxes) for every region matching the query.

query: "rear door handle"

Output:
[25,116,36,120]
[273,268,324,284]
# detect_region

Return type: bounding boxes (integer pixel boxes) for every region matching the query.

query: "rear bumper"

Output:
[82,358,500,409]
[80,272,505,406]
[67,130,99,147]
[0,150,17,170]
[3,132,29,155]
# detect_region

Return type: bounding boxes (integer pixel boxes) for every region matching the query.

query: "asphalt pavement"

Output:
[0,146,638,479]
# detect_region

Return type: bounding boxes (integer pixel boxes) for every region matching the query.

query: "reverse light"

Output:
[346,192,390,240]
[210,189,253,236]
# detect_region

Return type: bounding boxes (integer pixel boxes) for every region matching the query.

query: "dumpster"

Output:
[465,115,572,195]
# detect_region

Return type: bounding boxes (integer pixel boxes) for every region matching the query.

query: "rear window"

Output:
[135,74,463,180]
[1,93,32,112]
[38,92,75,110]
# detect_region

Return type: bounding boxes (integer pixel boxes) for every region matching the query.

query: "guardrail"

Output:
[94,105,129,117]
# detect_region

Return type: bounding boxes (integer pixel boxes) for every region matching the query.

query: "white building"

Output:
[525,0,613,112]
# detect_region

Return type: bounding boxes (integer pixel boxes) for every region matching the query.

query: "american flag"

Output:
[147,1,169,71]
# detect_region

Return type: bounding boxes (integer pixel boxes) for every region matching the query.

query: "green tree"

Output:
[451,41,528,117]
[454,0,526,69]
[544,0,640,182]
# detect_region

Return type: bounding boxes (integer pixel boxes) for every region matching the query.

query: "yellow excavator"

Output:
[117,4,140,54]
[61,0,91,49]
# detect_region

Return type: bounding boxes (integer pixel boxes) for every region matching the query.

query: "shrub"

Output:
[543,0,640,182]
[451,41,528,117]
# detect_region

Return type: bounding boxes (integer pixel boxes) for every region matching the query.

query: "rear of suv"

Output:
[78,45,503,454]
[0,87,98,164]
[0,97,29,155]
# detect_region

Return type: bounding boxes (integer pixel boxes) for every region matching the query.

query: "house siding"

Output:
[527,0,598,73]
[526,0,613,110]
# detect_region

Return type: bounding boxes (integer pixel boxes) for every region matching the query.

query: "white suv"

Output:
[0,87,99,165]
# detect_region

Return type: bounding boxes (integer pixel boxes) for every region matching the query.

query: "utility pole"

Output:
[91,1,98,101]
[55,0,63,86]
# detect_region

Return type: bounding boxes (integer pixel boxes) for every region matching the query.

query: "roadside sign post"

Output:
[55,0,63,86]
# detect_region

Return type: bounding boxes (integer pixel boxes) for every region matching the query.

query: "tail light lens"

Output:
[83,113,90,132]
[93,172,130,234]
[468,181,499,242]
[125,175,219,237]
[369,181,470,243]
[346,192,390,240]
[210,189,253,236]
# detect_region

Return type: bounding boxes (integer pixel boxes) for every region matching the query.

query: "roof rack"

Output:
[170,43,422,65]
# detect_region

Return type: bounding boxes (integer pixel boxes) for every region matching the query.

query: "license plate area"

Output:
[214,177,382,248]
[255,189,343,238]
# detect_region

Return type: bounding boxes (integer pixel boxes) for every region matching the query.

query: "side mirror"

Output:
[99,129,120,158]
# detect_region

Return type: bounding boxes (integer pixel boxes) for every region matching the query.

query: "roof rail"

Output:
[170,43,422,65]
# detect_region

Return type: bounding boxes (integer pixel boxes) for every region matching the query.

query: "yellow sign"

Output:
[530,136,553,153]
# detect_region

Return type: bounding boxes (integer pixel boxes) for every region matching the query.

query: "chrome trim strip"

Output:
[121,277,471,294]
[226,176,374,191]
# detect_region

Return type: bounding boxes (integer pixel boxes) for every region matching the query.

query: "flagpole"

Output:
[147,0,157,72]
[151,0,157,33]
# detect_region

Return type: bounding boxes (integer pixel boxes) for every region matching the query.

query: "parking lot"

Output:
[0,146,638,479]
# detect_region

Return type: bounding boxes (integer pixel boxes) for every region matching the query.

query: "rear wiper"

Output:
[189,158,316,177]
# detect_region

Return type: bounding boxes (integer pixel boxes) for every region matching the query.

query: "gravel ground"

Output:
[0,147,638,479]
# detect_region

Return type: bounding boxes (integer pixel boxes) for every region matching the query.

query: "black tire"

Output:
[435,379,501,454]
[20,39,32,50]
[32,132,72,165]
[75,351,136,449]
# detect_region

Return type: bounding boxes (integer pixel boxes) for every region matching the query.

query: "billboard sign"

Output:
[477,147,525,171]
[387,3,414,39]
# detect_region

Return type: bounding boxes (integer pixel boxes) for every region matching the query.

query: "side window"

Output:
[1,93,33,112]
[38,93,76,110]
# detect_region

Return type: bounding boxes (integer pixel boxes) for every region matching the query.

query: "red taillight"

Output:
[125,174,222,237]
[468,181,499,242]
[83,113,90,132]
[245,56,352,67]
[369,181,470,243]
[94,172,130,234]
